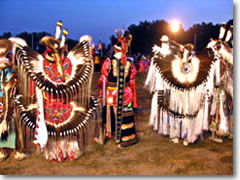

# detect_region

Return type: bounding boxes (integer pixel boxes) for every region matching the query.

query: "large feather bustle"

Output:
[13,33,100,138]
[145,61,214,116]
[12,22,102,155]
[15,94,100,138]
[152,48,215,90]
[145,57,216,144]
[145,34,226,144]
[15,39,92,101]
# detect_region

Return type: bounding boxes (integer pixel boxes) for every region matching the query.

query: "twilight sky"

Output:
[0,0,233,44]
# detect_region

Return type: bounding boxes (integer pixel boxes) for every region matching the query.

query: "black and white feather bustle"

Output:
[13,37,101,149]
[15,40,92,101]
[14,95,100,138]
[145,36,220,144]
[152,47,215,91]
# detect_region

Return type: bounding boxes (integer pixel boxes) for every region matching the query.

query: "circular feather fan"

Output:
[153,42,215,90]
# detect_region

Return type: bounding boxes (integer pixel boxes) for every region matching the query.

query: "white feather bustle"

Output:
[145,59,216,144]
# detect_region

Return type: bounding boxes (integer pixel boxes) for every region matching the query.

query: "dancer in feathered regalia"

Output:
[145,35,218,146]
[0,38,28,161]
[14,21,100,161]
[207,23,233,141]
[98,29,138,147]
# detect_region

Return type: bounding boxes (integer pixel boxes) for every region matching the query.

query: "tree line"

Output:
[0,18,233,56]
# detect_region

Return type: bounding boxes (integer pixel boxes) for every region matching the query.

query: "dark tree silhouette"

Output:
[0,32,12,39]
[109,18,233,54]
[16,31,51,53]
[0,18,233,56]
[67,39,78,51]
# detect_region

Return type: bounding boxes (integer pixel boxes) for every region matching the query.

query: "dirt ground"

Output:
[0,72,233,175]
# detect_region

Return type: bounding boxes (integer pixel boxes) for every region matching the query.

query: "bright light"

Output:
[170,20,180,33]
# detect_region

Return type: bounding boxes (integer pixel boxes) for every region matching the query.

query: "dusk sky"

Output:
[0,0,233,44]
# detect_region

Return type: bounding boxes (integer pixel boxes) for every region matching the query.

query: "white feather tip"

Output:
[8,37,27,47]
[225,26,233,42]
[219,23,226,40]
[79,35,92,43]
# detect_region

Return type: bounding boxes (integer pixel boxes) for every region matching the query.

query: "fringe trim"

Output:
[155,106,208,143]
[146,52,217,143]
[146,62,215,116]
[15,95,100,136]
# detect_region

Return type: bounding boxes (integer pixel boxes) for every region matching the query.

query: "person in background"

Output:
[0,39,28,161]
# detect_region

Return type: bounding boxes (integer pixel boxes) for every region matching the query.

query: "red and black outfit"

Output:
[99,56,138,147]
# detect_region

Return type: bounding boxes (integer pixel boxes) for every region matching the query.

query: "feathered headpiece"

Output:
[207,22,233,65]
[113,28,132,64]
[40,20,69,51]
